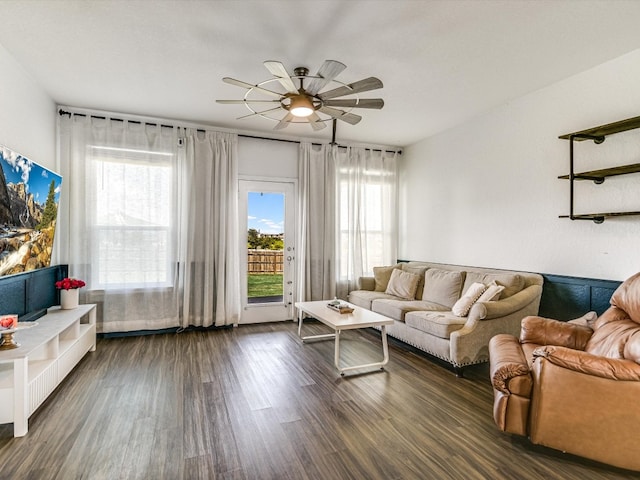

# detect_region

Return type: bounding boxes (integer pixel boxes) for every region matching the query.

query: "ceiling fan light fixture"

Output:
[217,60,384,130]
[289,95,314,117]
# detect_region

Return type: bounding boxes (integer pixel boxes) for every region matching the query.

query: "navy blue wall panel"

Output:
[539,274,620,320]
[0,265,68,321]
[0,275,27,315]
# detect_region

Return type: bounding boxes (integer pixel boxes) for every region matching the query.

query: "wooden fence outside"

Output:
[247,249,283,274]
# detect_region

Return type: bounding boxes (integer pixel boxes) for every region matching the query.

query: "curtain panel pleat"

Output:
[180,130,241,328]
[297,143,337,302]
[57,114,240,332]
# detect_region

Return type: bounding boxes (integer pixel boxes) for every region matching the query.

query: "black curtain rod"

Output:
[58,109,401,154]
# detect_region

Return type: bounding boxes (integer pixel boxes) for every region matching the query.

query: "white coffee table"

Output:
[295,300,393,376]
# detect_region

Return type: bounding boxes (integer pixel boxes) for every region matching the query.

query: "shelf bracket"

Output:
[571,133,605,144]
[575,174,605,184]
[568,134,606,220]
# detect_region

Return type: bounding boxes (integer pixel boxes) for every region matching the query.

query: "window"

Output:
[335,150,397,289]
[89,146,174,289]
[338,177,390,276]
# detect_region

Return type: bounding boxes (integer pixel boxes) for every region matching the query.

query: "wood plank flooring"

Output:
[0,321,636,479]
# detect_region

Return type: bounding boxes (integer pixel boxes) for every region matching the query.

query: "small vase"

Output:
[60,289,79,310]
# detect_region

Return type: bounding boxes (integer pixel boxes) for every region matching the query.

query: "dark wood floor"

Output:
[0,321,636,479]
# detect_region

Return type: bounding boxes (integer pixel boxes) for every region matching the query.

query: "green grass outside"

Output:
[248,274,283,298]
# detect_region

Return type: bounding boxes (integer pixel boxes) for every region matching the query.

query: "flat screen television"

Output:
[0,145,62,278]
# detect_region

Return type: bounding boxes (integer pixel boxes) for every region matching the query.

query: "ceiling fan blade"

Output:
[308,112,327,131]
[318,77,383,100]
[264,61,298,94]
[236,106,282,120]
[305,60,347,96]
[274,112,295,130]
[216,99,280,104]
[223,77,282,99]
[323,98,384,109]
[318,106,362,125]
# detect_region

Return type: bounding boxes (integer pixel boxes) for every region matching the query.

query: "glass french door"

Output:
[239,179,296,323]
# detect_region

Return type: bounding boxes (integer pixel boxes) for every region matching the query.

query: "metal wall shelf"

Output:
[559,116,640,223]
[557,163,640,184]
[559,115,640,141]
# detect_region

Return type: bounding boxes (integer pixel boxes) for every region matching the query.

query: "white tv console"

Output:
[0,304,96,437]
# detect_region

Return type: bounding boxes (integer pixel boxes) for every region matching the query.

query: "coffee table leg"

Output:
[336,325,390,376]
[335,329,341,373]
[381,325,390,367]
[297,307,336,342]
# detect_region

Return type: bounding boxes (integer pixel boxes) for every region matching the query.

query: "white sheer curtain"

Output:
[297,142,337,302]
[334,147,399,299]
[58,114,181,332]
[180,129,241,327]
[58,114,241,332]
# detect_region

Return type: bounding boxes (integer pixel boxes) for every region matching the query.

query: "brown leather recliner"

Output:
[489,272,640,471]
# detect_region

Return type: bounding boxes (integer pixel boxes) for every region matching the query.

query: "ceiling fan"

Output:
[216,60,384,131]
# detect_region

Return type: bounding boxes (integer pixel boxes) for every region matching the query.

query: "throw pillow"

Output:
[476,281,505,303]
[373,265,400,292]
[422,269,465,308]
[452,282,487,317]
[401,264,428,300]
[385,269,420,300]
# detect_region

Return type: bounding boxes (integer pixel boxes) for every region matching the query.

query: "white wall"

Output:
[238,136,298,179]
[399,49,640,282]
[0,44,55,168]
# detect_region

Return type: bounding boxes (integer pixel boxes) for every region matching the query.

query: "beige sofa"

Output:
[348,262,543,375]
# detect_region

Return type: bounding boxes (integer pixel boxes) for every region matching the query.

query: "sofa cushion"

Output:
[347,290,398,310]
[611,271,640,324]
[585,317,640,359]
[373,265,400,292]
[371,299,448,322]
[422,268,465,308]
[624,330,640,364]
[405,311,467,339]
[452,282,486,317]
[521,316,593,350]
[401,264,428,300]
[463,272,524,299]
[385,269,420,300]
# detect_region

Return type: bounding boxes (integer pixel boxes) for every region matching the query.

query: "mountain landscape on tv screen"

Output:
[0,146,62,277]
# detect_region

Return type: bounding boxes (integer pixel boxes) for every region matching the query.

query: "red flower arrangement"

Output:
[55,277,86,290]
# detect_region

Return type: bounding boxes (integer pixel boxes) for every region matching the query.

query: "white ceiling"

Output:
[1,0,640,147]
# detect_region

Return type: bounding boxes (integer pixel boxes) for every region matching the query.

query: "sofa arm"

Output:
[489,334,532,396]
[471,284,542,321]
[521,316,593,350]
[533,345,640,381]
[358,276,375,291]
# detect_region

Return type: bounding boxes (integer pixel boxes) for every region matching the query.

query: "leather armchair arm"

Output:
[489,334,532,396]
[521,316,592,350]
[533,345,640,381]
